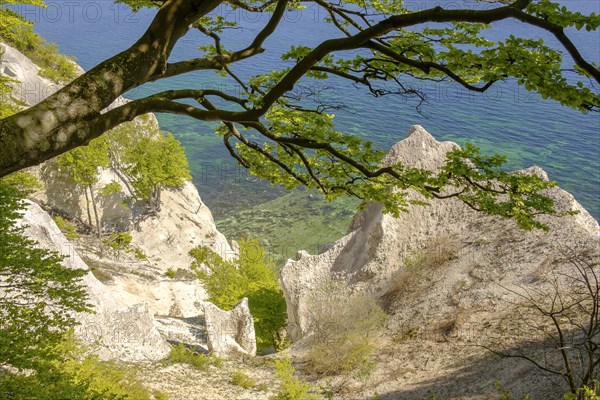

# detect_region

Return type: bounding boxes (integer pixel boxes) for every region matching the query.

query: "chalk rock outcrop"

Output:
[19,201,171,362]
[280,125,600,341]
[0,43,62,105]
[204,298,257,359]
[34,168,233,318]
[1,42,234,321]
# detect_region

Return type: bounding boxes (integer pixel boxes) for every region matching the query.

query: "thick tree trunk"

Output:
[0,0,220,178]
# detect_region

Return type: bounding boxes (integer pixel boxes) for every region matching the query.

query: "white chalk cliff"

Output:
[281,125,600,341]
[1,42,239,358]
[18,201,171,361]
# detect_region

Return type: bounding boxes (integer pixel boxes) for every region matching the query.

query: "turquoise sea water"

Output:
[22,0,600,221]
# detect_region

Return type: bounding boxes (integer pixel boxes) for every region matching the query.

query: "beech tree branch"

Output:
[0,0,597,182]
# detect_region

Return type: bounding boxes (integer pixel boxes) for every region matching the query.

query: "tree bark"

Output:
[88,184,101,238]
[83,186,93,231]
[0,0,220,177]
[0,0,597,179]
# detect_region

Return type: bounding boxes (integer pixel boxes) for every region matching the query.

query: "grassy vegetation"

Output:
[304,282,387,377]
[272,358,322,400]
[166,344,222,371]
[165,267,176,279]
[192,239,287,350]
[153,391,170,400]
[216,190,360,267]
[102,232,133,261]
[0,335,153,400]
[385,234,461,307]
[1,23,77,83]
[229,370,257,389]
[404,234,461,270]
[53,215,80,240]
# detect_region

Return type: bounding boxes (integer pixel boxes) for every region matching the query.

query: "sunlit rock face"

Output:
[281,125,600,341]
[2,42,240,359]
[18,200,171,362]
[204,298,257,359]
[0,43,63,105]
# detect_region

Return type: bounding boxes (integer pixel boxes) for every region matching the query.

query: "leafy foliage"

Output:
[0,171,43,195]
[230,370,257,389]
[0,0,77,82]
[57,138,109,187]
[271,357,322,400]
[166,343,222,371]
[0,334,153,400]
[233,106,561,230]
[103,231,133,260]
[57,137,110,236]
[0,81,20,121]
[99,181,123,198]
[563,380,600,400]
[191,239,287,349]
[121,132,191,211]
[0,181,91,370]
[102,124,191,212]
[304,282,387,376]
[165,267,176,279]
[2,0,599,232]
[54,215,80,240]
[57,123,190,227]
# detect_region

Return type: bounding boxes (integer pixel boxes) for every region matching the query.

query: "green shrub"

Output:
[54,215,80,240]
[271,358,322,400]
[564,380,600,400]
[153,391,170,400]
[99,181,123,197]
[304,282,386,376]
[495,382,531,400]
[103,232,133,260]
[0,183,90,371]
[230,370,256,389]
[191,239,287,350]
[0,171,43,195]
[167,344,221,371]
[0,335,152,400]
[165,267,176,279]
[133,247,148,260]
[0,96,20,119]
[0,21,77,83]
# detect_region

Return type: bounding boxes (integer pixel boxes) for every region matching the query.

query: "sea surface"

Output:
[21,0,600,222]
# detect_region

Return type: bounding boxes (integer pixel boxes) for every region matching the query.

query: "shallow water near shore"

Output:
[25,0,600,259]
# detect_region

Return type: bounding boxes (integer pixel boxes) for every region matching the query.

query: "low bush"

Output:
[304,282,387,376]
[166,344,221,371]
[384,234,461,308]
[271,358,322,400]
[54,215,80,240]
[564,381,600,400]
[103,232,133,260]
[230,370,256,389]
[0,335,152,400]
[191,239,287,350]
[165,267,176,279]
[153,391,170,400]
[0,171,43,195]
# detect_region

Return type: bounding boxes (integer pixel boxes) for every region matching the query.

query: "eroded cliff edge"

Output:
[1,42,237,361]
